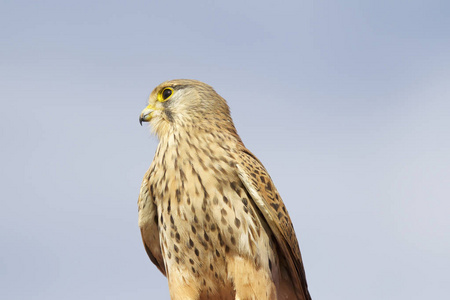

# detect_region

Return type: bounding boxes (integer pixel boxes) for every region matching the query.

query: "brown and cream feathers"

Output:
[138,79,311,300]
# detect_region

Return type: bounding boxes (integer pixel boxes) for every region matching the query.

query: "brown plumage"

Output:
[138,79,311,300]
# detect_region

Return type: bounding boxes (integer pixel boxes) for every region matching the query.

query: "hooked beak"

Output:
[139,105,155,126]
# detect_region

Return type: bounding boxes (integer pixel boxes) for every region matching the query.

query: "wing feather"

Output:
[138,167,166,276]
[236,148,311,300]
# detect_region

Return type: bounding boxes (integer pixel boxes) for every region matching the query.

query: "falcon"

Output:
[138,79,311,300]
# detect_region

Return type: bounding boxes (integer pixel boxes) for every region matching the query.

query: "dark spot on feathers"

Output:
[216,182,224,193]
[230,181,240,194]
[218,233,224,246]
[180,168,186,181]
[176,189,181,203]
[270,203,280,211]
[202,198,207,212]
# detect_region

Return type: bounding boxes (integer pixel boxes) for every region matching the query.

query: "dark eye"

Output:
[162,88,173,100]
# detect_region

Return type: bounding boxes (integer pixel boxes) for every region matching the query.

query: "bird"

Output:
[138,79,311,300]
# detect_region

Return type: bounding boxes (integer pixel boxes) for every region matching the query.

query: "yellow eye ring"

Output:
[158,87,174,102]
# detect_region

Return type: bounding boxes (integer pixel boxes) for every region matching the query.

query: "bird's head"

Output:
[139,79,236,139]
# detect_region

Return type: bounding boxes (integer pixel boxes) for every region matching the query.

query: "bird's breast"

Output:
[147,135,274,289]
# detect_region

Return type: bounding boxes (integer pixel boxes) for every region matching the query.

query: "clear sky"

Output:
[1,1,449,299]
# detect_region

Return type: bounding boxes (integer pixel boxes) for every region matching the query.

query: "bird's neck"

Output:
[153,124,242,171]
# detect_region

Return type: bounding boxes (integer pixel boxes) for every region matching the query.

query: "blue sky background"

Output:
[1,1,449,299]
